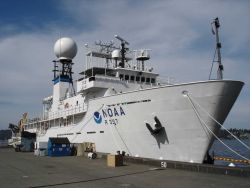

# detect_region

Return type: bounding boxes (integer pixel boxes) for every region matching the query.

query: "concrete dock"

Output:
[0,148,249,188]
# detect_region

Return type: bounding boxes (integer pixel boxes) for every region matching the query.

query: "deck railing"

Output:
[46,104,87,120]
[27,103,87,124]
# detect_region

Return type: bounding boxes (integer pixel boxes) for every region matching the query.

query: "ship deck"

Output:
[0,148,249,188]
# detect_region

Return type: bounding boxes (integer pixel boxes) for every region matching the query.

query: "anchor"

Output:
[146,116,164,135]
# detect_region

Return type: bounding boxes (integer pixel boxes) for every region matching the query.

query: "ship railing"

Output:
[46,103,88,120]
[28,117,41,123]
[94,74,157,85]
[94,75,120,82]
[123,79,156,86]
[157,76,176,85]
[91,74,174,89]
[24,104,87,131]
[36,128,47,136]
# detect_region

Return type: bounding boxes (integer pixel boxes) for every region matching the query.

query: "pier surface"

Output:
[0,148,249,188]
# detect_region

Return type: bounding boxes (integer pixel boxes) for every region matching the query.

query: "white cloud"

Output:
[0,34,55,126]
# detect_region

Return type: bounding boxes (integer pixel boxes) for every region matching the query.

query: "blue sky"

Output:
[0,0,249,129]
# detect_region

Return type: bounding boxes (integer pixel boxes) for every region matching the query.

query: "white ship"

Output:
[23,19,244,163]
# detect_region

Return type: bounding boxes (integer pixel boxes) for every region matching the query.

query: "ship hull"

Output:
[36,80,243,163]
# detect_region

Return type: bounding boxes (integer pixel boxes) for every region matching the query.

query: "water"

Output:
[210,139,250,168]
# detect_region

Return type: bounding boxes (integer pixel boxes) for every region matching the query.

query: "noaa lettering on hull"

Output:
[102,106,125,118]
[94,106,126,125]
[19,23,244,164]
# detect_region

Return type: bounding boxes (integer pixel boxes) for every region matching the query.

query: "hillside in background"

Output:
[0,130,12,140]
[218,128,250,139]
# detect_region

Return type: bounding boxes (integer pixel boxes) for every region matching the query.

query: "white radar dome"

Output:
[54,37,77,60]
[112,49,121,59]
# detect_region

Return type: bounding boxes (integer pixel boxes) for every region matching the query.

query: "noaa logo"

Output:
[93,112,102,124]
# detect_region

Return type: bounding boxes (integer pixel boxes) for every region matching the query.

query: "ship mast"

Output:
[52,38,77,111]
[212,17,224,80]
[115,35,129,68]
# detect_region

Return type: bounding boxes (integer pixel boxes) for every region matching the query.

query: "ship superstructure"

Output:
[26,35,160,133]
[22,21,244,163]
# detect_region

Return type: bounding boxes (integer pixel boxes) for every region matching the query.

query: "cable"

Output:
[186,94,249,161]
[107,117,122,152]
[208,48,217,80]
[188,94,250,151]
[113,124,132,156]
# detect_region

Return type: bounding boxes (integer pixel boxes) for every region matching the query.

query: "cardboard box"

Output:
[107,154,123,167]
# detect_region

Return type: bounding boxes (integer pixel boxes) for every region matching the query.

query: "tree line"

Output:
[218,128,250,139]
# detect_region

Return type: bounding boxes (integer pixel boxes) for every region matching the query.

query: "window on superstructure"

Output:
[141,77,145,82]
[125,75,129,81]
[76,101,78,106]
[146,78,150,83]
[136,76,140,82]
[89,77,95,81]
[131,75,135,81]
[119,74,124,80]
[151,78,156,83]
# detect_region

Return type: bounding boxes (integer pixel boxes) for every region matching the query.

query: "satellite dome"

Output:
[112,49,121,59]
[54,37,77,60]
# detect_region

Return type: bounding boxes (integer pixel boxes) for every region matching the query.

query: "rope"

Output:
[113,124,132,156]
[188,94,250,152]
[70,104,132,156]
[209,48,217,80]
[186,94,250,161]
[102,105,132,156]
[107,118,122,152]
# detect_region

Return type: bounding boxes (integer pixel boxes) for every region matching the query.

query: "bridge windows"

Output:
[119,74,124,80]
[131,75,135,81]
[125,75,129,81]
[118,71,156,84]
